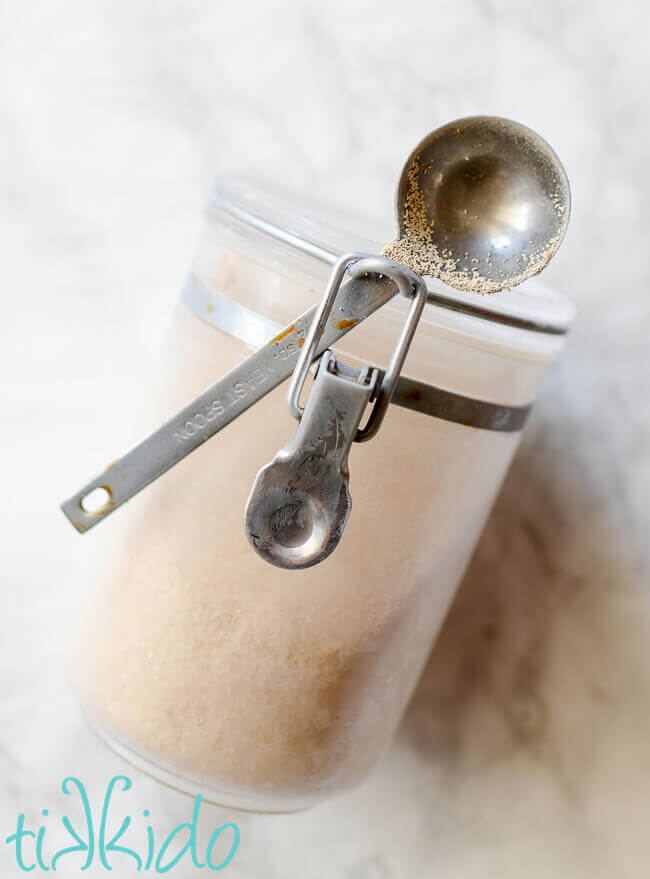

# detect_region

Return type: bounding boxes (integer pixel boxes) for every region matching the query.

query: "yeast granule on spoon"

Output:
[382,116,570,295]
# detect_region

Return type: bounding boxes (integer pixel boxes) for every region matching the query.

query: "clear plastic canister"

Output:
[69,177,575,812]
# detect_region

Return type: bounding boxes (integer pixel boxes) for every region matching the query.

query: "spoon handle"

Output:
[61,256,395,533]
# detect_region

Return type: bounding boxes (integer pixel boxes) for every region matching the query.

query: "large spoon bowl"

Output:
[391,116,570,293]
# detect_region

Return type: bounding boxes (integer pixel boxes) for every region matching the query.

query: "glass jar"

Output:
[69,177,574,812]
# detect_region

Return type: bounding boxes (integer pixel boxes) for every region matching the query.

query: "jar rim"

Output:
[207,175,575,340]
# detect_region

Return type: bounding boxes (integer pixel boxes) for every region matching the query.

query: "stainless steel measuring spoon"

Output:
[61,116,570,534]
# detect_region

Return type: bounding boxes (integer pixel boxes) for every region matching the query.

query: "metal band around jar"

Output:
[182,274,532,433]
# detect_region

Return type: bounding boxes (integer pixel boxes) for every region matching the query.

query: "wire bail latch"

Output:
[244,254,428,569]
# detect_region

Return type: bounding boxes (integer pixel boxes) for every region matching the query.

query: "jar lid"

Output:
[206,175,575,337]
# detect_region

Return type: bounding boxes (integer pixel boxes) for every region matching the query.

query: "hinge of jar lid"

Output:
[244,256,427,569]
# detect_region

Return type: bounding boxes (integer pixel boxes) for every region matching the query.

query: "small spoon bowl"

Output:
[394,116,570,293]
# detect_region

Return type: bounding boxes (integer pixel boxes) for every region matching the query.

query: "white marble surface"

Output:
[1,0,650,876]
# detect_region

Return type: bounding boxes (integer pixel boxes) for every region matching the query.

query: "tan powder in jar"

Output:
[69,267,525,808]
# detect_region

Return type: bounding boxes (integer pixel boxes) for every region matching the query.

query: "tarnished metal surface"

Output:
[244,352,377,569]
[245,255,429,569]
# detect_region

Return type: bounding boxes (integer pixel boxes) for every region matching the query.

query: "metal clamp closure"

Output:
[244,351,378,569]
[244,254,429,569]
[286,254,428,443]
